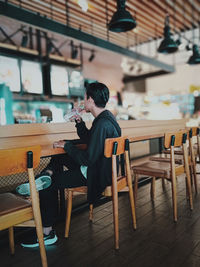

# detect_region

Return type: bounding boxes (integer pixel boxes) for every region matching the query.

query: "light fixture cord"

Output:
[117,0,126,10]
[50,0,53,20]
[173,0,176,34]
[199,11,200,43]
[66,0,69,27]
[154,23,158,58]
[126,32,129,48]
[192,0,195,44]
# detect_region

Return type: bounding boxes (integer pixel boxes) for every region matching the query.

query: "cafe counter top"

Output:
[0,119,187,153]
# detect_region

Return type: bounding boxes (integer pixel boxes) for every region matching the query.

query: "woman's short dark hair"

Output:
[85,82,110,108]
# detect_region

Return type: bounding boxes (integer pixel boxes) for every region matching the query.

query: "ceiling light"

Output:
[187,44,200,65]
[72,47,78,59]
[21,34,28,47]
[176,38,181,46]
[108,0,136,32]
[88,50,95,62]
[137,64,142,73]
[47,41,53,54]
[157,15,178,54]
[129,65,134,72]
[186,42,192,51]
[71,41,78,59]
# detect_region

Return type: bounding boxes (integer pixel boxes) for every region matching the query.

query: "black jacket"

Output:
[64,110,121,203]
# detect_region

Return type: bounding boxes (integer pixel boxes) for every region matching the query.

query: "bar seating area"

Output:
[132,130,193,222]
[0,121,200,266]
[0,163,200,267]
[1,0,200,266]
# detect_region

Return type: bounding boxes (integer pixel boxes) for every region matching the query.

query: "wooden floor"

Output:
[1,170,200,267]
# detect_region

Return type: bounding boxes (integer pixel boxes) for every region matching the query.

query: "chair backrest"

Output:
[104,137,127,158]
[189,127,200,162]
[0,145,41,176]
[189,127,200,152]
[164,130,188,149]
[103,137,130,196]
[190,127,199,137]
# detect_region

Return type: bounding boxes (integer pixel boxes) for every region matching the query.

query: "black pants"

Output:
[39,154,87,227]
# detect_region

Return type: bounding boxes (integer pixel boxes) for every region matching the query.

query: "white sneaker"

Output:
[16,175,52,196]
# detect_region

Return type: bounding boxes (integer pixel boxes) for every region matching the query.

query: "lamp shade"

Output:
[108,0,136,32]
[157,16,178,54]
[187,44,200,65]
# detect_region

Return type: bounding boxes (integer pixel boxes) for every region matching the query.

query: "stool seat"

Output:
[0,193,31,216]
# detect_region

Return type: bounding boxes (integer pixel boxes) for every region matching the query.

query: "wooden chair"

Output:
[155,127,199,193]
[65,137,136,250]
[0,146,47,267]
[196,127,200,162]
[131,130,193,222]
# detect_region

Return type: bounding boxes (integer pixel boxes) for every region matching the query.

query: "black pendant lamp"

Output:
[157,15,178,54]
[108,0,136,32]
[187,44,200,64]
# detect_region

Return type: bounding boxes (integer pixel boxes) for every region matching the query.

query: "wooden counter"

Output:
[0,119,187,191]
[0,119,187,155]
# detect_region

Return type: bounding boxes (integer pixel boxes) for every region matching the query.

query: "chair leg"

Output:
[192,163,198,194]
[35,223,48,267]
[28,169,47,267]
[133,173,138,203]
[89,204,93,222]
[161,177,165,190]
[150,177,156,200]
[8,227,14,255]
[171,175,178,222]
[189,165,193,183]
[185,176,189,200]
[65,190,73,238]
[112,189,119,250]
[185,168,193,211]
[111,154,119,250]
[127,173,137,230]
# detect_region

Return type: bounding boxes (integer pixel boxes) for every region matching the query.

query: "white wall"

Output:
[82,48,124,93]
[146,64,200,95]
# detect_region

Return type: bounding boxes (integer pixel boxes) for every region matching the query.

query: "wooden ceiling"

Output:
[5,0,200,48]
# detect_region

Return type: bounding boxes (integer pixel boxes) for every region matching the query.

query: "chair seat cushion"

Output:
[162,147,188,155]
[132,161,173,178]
[150,154,183,164]
[0,193,31,216]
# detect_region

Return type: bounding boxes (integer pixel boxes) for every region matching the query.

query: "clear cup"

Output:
[64,105,84,122]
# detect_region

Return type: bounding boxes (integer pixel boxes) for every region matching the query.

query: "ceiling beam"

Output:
[0,2,175,72]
